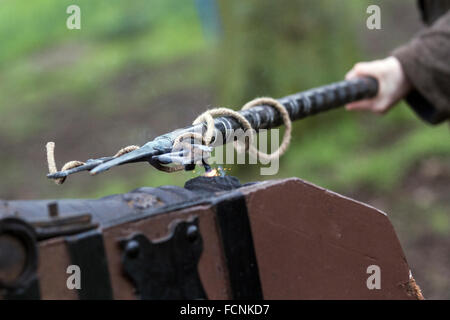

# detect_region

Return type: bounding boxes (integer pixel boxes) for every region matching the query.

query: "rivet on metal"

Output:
[186,224,199,242]
[125,240,140,258]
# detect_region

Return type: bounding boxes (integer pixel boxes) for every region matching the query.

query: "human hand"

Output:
[345,56,412,114]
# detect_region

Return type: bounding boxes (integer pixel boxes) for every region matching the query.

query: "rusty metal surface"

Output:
[0,180,239,231]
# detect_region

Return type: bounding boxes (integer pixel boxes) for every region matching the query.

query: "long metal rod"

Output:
[47,76,378,179]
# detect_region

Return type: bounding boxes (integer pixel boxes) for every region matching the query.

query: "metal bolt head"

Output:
[125,240,140,258]
[186,225,199,242]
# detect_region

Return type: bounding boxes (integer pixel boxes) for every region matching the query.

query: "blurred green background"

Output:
[0,0,448,298]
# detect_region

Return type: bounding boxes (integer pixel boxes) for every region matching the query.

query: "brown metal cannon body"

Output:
[0,176,421,300]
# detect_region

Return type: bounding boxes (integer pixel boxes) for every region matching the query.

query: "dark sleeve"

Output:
[392,11,450,124]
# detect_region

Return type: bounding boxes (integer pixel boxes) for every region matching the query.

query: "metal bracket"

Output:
[65,229,113,300]
[120,217,207,300]
[214,192,263,300]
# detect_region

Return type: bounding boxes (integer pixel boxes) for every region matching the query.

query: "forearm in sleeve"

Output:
[393,11,450,124]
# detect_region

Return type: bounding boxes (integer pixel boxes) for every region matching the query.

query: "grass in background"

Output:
[0,0,206,140]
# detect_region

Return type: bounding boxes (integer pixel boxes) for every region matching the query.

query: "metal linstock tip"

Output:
[90,146,156,175]
[47,172,67,179]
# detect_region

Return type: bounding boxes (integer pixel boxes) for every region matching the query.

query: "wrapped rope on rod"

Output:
[45,76,378,181]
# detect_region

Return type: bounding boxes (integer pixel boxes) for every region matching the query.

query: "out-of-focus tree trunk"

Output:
[216,0,364,106]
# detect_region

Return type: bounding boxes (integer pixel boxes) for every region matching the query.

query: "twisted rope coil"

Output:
[46,142,140,184]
